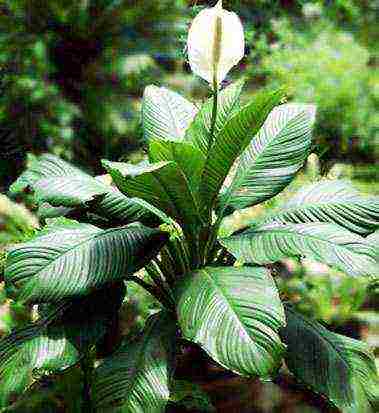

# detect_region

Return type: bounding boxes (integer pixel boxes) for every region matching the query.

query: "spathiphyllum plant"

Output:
[1,2,379,412]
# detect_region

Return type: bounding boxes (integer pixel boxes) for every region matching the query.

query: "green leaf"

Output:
[175,266,285,378]
[0,284,125,407]
[185,80,244,155]
[103,160,204,233]
[142,85,197,142]
[221,103,315,210]
[10,153,88,194]
[280,305,379,412]
[221,222,378,278]
[4,220,168,302]
[33,176,107,207]
[200,89,285,211]
[93,311,176,413]
[262,179,379,235]
[149,138,206,193]
[10,154,151,224]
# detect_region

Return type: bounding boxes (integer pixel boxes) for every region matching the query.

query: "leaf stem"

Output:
[145,262,175,305]
[125,276,174,310]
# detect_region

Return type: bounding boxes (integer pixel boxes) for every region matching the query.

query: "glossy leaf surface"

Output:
[93,311,176,413]
[5,220,167,302]
[221,103,315,210]
[221,222,378,278]
[176,266,285,377]
[262,179,379,235]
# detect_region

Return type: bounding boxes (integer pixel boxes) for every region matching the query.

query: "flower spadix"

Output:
[187,0,245,88]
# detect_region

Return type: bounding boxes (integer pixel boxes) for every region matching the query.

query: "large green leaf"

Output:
[184,80,244,155]
[93,311,176,413]
[221,103,315,210]
[10,153,151,224]
[262,179,379,235]
[221,222,378,278]
[200,89,285,211]
[32,175,107,207]
[142,85,197,142]
[175,266,285,378]
[149,138,205,193]
[281,305,379,412]
[0,284,125,407]
[4,219,168,302]
[103,160,204,233]
[10,153,88,194]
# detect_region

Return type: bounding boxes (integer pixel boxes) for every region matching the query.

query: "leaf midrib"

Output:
[200,268,260,348]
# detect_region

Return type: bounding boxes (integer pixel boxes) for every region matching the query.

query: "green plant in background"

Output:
[0,2,378,412]
[277,265,370,325]
[257,19,378,160]
[0,0,189,189]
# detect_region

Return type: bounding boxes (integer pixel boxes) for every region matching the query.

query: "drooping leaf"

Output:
[102,160,204,233]
[32,176,107,207]
[175,266,286,378]
[200,88,285,211]
[0,284,125,407]
[220,103,315,210]
[10,153,88,194]
[93,311,176,413]
[4,219,168,302]
[149,138,205,193]
[185,80,244,155]
[142,85,197,142]
[10,153,152,224]
[280,305,379,412]
[262,179,379,235]
[221,222,378,278]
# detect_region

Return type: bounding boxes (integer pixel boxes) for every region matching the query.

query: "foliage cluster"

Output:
[0,72,378,411]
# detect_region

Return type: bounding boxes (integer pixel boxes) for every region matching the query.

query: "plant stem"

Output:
[125,276,174,310]
[145,262,175,305]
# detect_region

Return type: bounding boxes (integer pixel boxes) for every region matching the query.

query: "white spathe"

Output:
[187,0,245,88]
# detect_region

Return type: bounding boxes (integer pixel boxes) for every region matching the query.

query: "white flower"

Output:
[187,0,245,88]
